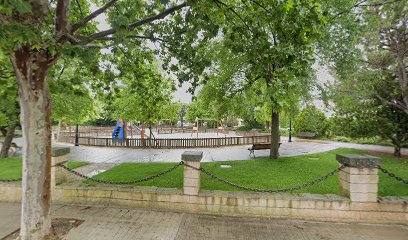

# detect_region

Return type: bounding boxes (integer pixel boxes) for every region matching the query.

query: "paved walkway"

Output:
[1,202,407,240]
[5,136,407,164]
[63,137,407,164]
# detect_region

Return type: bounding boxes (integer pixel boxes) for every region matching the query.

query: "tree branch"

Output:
[213,0,253,34]
[71,0,118,33]
[374,94,408,115]
[56,0,71,33]
[98,35,167,43]
[83,2,188,42]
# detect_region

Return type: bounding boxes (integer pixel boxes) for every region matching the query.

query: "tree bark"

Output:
[394,146,401,158]
[270,111,280,159]
[10,47,56,240]
[0,122,17,158]
[0,127,7,137]
[390,136,403,158]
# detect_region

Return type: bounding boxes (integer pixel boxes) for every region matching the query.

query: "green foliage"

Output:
[111,47,175,125]
[294,106,329,137]
[0,51,19,128]
[160,102,182,123]
[49,57,102,125]
[326,1,408,154]
[52,92,100,125]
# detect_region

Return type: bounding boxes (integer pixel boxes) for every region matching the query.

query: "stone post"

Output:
[337,154,381,202]
[51,147,70,194]
[182,151,203,196]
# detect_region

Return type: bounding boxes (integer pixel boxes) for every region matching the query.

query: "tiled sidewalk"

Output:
[1,202,407,240]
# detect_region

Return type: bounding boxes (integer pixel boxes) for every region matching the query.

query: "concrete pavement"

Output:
[1,202,407,240]
[62,137,407,164]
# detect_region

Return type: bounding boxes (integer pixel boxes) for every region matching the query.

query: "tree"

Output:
[0,1,189,238]
[165,1,324,158]
[327,0,408,157]
[0,51,20,158]
[160,102,182,124]
[50,58,101,133]
[112,54,175,135]
[294,106,329,137]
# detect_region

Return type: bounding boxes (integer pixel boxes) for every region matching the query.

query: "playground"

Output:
[110,118,233,140]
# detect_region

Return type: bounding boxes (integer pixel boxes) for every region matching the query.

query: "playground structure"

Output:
[112,119,148,143]
[191,117,226,137]
[217,119,225,136]
[57,123,272,149]
[112,120,127,143]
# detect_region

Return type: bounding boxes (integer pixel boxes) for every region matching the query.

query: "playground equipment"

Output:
[112,119,127,143]
[217,119,226,136]
[112,120,152,143]
[191,117,199,137]
[191,117,220,137]
[157,119,174,134]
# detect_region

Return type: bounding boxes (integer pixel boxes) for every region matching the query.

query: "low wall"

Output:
[3,149,406,224]
[1,183,406,224]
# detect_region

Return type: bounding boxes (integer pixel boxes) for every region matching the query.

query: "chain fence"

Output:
[0,178,21,182]
[378,166,408,184]
[3,162,406,190]
[184,162,346,193]
[56,161,183,185]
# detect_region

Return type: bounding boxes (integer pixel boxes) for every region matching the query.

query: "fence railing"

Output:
[56,134,272,148]
[60,131,113,137]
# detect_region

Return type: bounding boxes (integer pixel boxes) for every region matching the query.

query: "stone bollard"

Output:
[182,151,203,196]
[51,147,70,194]
[337,154,381,202]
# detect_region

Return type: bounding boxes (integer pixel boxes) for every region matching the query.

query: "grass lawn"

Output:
[0,158,88,180]
[0,157,22,179]
[66,161,89,169]
[86,148,408,196]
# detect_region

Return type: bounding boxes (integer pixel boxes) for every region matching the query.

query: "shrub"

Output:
[332,136,352,142]
[294,106,329,137]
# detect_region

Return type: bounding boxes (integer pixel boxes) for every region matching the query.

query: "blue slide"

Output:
[112,120,125,143]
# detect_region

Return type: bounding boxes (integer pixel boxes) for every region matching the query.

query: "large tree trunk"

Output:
[0,127,7,137]
[0,122,17,158]
[10,47,56,240]
[390,137,402,158]
[394,146,401,158]
[270,111,280,159]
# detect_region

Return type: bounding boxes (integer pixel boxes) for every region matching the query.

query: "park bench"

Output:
[248,142,282,158]
[297,132,316,138]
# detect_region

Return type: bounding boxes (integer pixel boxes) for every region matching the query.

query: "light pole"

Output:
[289,119,292,143]
[75,124,79,146]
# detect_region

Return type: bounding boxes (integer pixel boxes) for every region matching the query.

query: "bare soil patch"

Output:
[1,218,84,240]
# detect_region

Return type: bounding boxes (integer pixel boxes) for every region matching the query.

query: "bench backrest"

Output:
[252,143,271,150]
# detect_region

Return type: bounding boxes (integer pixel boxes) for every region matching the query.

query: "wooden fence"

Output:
[57,135,272,149]
[60,131,114,137]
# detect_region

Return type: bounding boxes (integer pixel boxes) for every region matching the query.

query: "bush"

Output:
[332,136,352,142]
[294,106,329,137]
[235,125,253,131]
[280,129,289,137]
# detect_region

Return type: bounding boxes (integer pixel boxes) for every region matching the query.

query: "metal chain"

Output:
[378,166,408,184]
[0,178,21,182]
[57,161,184,185]
[184,162,346,193]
